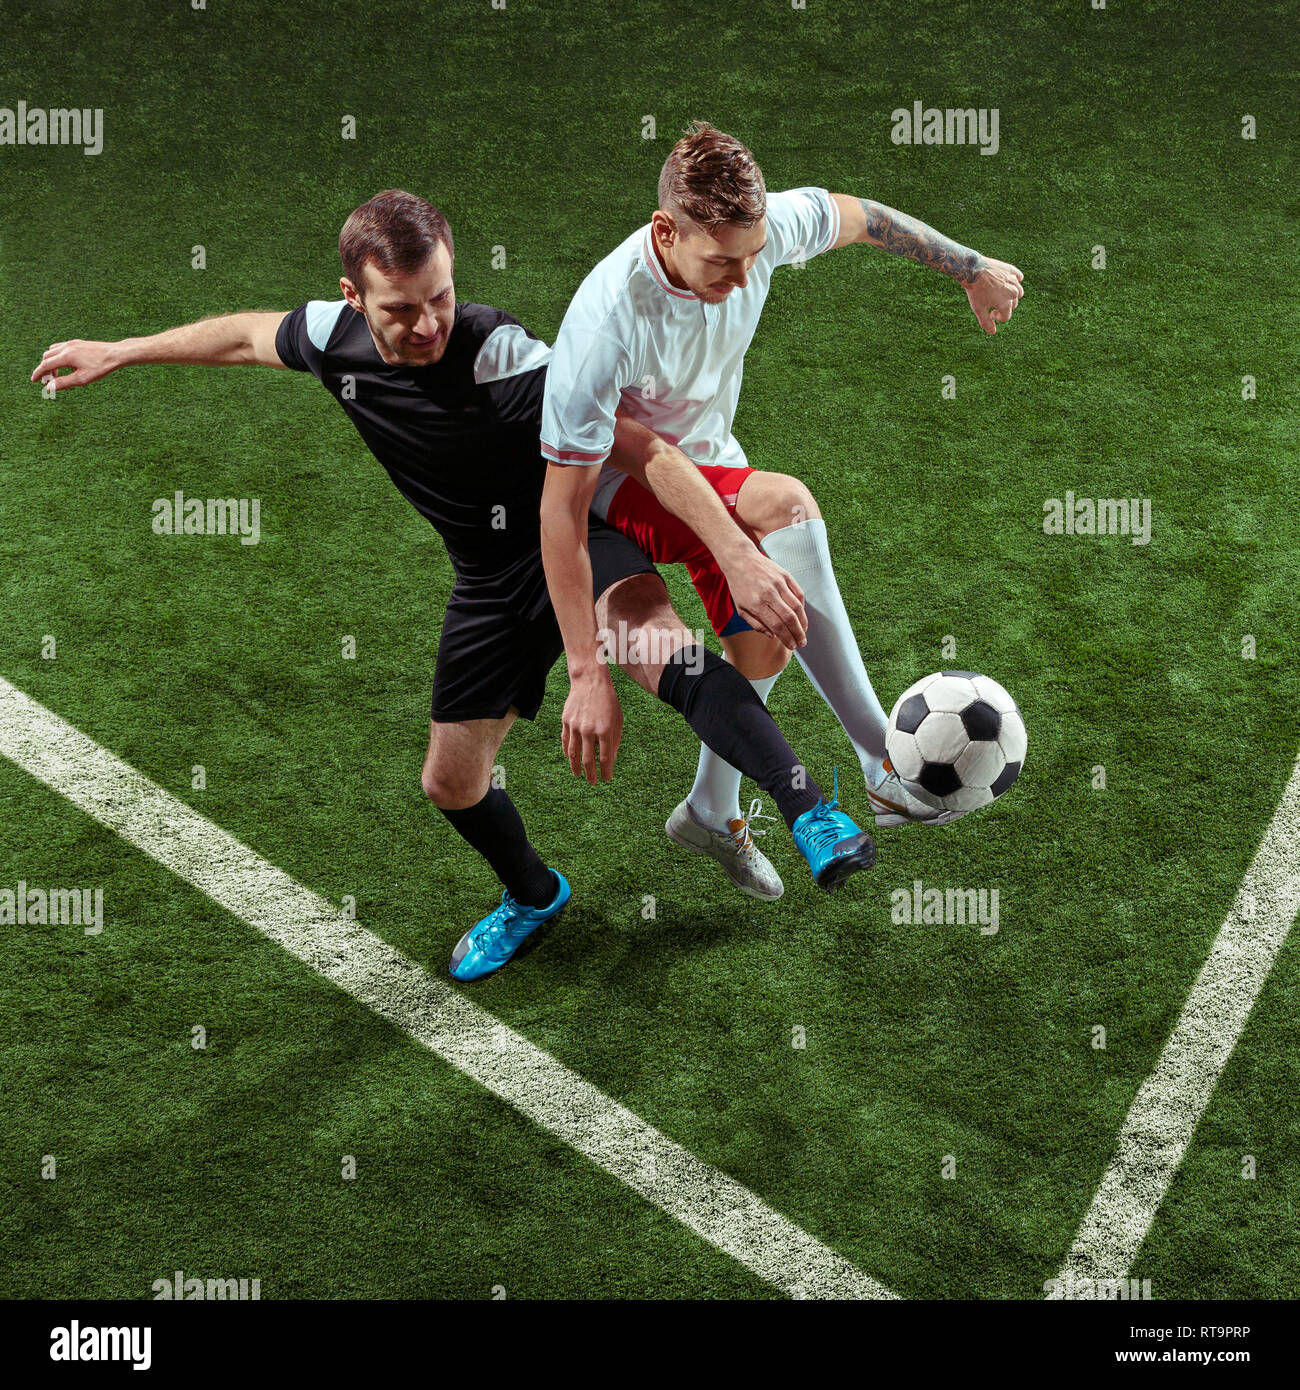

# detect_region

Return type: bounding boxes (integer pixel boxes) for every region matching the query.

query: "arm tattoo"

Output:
[860,199,983,285]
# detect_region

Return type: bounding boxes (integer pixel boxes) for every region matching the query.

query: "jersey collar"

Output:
[640,230,699,301]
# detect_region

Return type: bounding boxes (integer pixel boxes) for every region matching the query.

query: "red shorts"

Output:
[603,464,755,637]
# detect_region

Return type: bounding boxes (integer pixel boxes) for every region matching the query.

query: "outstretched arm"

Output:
[830,194,1024,335]
[30,311,290,390]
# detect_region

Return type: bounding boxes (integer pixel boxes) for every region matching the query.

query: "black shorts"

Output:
[430,517,660,724]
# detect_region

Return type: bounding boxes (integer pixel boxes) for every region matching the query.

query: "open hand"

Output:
[561,667,624,784]
[723,548,808,650]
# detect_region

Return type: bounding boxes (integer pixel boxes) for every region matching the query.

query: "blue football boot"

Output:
[792,771,877,891]
[449,870,571,981]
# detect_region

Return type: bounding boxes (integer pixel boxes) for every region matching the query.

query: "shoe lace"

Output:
[800,769,846,853]
[801,805,845,853]
[731,798,777,861]
[479,893,523,954]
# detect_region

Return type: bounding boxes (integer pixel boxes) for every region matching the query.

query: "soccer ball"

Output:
[885,671,1026,817]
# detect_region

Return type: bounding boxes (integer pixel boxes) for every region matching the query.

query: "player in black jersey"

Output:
[31,189,876,980]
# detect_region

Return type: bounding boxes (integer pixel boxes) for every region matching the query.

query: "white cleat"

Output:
[665,797,784,900]
[867,761,966,828]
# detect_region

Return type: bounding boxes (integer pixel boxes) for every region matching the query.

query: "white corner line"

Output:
[0,674,897,1301]
[1053,746,1300,1295]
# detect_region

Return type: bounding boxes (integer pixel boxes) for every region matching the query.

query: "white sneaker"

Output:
[867,762,965,828]
[665,797,785,900]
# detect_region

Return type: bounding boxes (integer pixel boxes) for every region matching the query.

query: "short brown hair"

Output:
[339,190,454,294]
[657,121,766,229]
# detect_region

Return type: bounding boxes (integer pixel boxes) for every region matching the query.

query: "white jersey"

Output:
[540,187,841,517]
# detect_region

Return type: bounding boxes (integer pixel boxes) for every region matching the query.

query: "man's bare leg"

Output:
[597,573,818,826]
[421,712,515,809]
[671,474,803,832]
[595,572,874,894]
[682,627,791,834]
[421,710,559,910]
[595,572,696,693]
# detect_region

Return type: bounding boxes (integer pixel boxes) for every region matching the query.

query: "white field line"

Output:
[0,674,895,1301]
[1055,747,1300,1295]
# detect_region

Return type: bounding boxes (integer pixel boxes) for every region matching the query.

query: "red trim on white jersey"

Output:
[540,441,609,464]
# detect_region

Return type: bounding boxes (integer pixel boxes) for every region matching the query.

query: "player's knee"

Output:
[420,761,488,809]
[639,620,696,667]
[750,473,820,537]
[419,764,450,804]
[612,616,697,674]
[599,571,671,632]
[601,581,691,664]
[724,632,792,680]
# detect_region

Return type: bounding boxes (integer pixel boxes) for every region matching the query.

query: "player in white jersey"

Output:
[540,122,1023,897]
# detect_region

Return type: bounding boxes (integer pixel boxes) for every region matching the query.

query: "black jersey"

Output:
[275,299,552,577]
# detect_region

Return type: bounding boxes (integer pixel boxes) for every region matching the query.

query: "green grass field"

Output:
[2,0,1297,1300]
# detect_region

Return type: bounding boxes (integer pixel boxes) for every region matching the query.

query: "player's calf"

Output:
[598,576,875,893]
[657,647,876,892]
[420,715,564,973]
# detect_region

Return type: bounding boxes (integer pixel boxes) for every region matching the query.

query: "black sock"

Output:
[657,647,823,830]
[439,788,557,907]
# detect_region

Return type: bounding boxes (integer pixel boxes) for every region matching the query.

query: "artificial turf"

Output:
[1,0,1296,1298]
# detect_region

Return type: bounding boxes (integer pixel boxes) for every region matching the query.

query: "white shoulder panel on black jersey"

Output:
[473,322,552,385]
[304,299,349,352]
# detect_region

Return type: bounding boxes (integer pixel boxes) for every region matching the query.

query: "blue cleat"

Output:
[449,870,571,981]
[792,771,877,891]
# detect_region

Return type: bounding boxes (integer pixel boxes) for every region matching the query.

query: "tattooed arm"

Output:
[830,193,1024,335]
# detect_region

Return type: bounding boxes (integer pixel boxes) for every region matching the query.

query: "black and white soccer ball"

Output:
[885,671,1026,817]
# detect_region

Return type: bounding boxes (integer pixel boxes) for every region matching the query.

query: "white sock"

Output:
[760,518,888,786]
[687,671,781,829]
